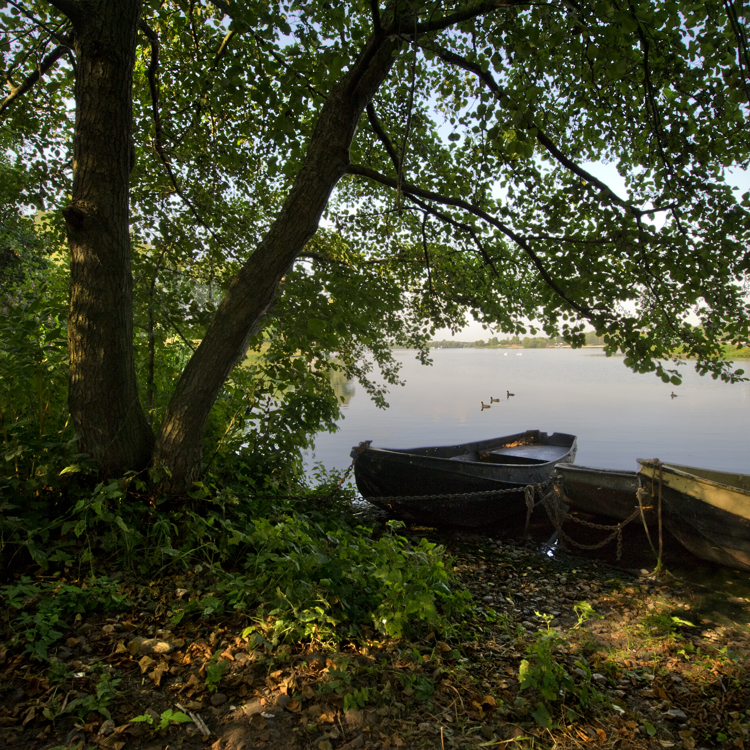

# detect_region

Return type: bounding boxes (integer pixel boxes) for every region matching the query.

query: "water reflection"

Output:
[312,347,750,473]
[330,368,355,406]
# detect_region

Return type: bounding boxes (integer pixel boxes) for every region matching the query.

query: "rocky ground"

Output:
[1,523,749,750]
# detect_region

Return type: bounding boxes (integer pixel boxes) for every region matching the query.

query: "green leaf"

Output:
[531,701,553,729]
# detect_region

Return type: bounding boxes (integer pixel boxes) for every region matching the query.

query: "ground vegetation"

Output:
[1,505,749,750]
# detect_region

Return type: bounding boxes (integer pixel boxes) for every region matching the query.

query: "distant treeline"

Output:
[428,335,750,358]
[725,345,750,359]
[430,332,605,349]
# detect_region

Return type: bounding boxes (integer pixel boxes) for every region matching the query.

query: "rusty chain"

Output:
[541,483,647,561]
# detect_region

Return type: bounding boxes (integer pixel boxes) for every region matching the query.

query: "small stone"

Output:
[128,722,149,738]
[97,719,115,737]
[241,700,265,717]
[137,638,174,655]
[341,736,365,750]
[210,692,228,707]
[665,709,688,720]
[305,653,327,669]
[344,709,369,729]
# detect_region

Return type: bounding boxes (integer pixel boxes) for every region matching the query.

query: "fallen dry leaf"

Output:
[137,655,155,674]
[149,664,169,686]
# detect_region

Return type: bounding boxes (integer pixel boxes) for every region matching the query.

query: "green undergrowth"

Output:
[1,469,471,660]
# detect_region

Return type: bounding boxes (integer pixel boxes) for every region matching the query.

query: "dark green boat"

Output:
[351,430,577,528]
[638,460,750,572]
[554,464,655,526]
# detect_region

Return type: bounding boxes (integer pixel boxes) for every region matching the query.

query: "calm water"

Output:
[308,347,750,474]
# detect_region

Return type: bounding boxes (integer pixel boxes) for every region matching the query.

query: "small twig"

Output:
[175,703,210,737]
[397,17,418,212]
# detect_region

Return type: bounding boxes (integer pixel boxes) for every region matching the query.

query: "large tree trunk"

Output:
[151,31,401,492]
[58,0,154,474]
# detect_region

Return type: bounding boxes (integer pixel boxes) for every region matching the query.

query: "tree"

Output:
[2,0,749,492]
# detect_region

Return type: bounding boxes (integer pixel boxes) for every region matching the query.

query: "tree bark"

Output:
[151,30,402,491]
[59,0,154,474]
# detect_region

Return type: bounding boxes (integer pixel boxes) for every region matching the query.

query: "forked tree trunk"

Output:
[53,0,401,490]
[151,32,401,492]
[58,0,154,474]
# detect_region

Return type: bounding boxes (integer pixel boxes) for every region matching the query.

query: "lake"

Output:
[307,347,750,475]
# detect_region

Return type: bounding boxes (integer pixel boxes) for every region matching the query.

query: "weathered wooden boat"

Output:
[350,430,577,528]
[554,464,655,525]
[637,460,750,572]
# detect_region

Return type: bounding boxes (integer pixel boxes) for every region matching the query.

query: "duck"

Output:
[481,401,491,410]
[490,396,500,403]
[507,390,515,398]
[671,391,678,398]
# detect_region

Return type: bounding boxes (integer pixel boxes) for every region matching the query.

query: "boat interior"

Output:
[450,447,561,465]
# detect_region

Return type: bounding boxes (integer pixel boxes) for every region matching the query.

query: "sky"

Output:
[433,162,750,342]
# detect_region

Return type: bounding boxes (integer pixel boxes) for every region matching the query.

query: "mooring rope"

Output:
[541,483,650,562]
[640,459,665,573]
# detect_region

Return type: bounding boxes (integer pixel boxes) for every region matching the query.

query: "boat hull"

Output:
[352,430,577,528]
[555,464,654,525]
[637,460,750,572]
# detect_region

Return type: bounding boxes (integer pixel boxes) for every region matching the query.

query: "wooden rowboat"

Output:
[637,460,750,572]
[350,430,577,528]
[554,464,655,525]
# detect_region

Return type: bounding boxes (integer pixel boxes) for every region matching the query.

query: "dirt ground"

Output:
[1,524,749,750]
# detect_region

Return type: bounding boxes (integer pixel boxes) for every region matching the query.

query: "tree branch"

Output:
[424,41,675,219]
[366,103,401,172]
[723,0,750,111]
[369,0,382,34]
[167,316,197,352]
[406,194,500,275]
[46,0,82,24]
[0,38,72,117]
[397,21,418,211]
[139,21,213,232]
[7,0,72,45]
[347,163,591,315]
[398,1,528,37]
[212,29,235,68]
